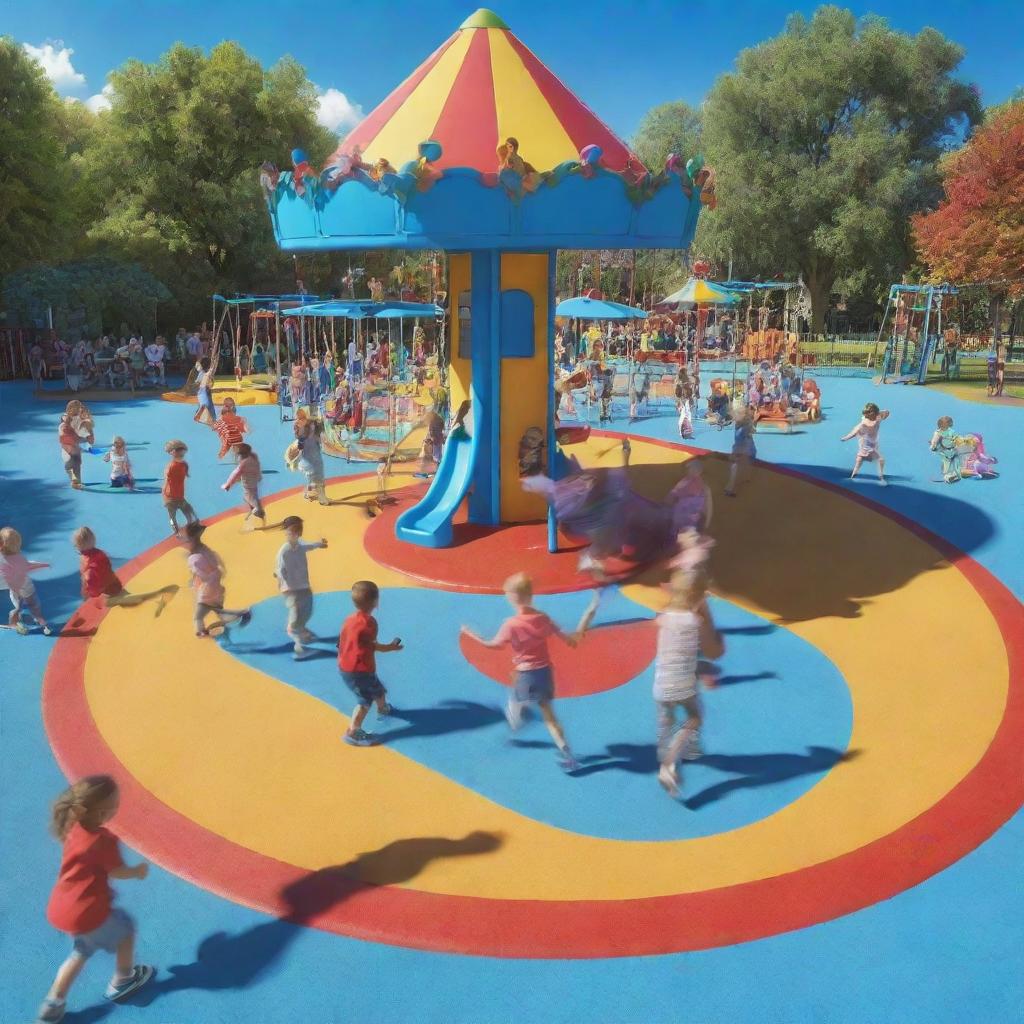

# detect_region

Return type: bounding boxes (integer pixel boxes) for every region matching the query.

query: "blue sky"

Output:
[6,0,1023,136]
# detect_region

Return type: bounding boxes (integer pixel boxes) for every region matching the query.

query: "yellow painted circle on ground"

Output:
[82,438,1008,900]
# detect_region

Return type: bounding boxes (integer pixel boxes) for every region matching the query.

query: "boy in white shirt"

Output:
[273,515,328,659]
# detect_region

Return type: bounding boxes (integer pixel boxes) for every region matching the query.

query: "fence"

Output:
[0,328,42,381]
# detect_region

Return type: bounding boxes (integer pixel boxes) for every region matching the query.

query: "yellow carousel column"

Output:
[447,253,472,412]
[498,251,552,522]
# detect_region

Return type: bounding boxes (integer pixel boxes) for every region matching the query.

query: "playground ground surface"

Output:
[1,371,1022,1024]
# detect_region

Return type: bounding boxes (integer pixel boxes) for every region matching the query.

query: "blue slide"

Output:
[395,426,475,548]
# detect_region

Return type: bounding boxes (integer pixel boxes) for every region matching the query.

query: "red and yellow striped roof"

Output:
[339,8,642,174]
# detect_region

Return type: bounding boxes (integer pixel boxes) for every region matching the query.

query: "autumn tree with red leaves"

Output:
[914,101,1024,299]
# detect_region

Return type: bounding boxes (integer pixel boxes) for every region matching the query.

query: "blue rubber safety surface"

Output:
[0,376,1021,1023]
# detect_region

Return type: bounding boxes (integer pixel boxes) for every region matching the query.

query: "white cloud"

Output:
[23,41,86,92]
[85,83,114,113]
[316,87,363,135]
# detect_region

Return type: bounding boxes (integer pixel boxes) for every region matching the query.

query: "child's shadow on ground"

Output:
[380,701,504,741]
[122,832,503,1007]
[684,746,860,809]
[568,744,857,801]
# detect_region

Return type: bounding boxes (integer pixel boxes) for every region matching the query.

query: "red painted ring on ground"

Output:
[42,452,1024,958]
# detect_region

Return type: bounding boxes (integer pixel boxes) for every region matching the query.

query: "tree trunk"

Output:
[989,292,1004,346]
[805,267,833,335]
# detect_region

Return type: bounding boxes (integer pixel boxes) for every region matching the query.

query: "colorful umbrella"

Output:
[659,278,741,308]
[336,8,642,174]
[556,297,647,320]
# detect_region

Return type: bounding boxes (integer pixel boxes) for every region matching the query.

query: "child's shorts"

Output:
[341,670,386,707]
[72,907,134,959]
[110,475,132,488]
[513,666,555,704]
[11,585,43,618]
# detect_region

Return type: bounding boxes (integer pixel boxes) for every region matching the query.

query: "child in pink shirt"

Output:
[0,527,51,635]
[221,444,265,523]
[461,572,580,771]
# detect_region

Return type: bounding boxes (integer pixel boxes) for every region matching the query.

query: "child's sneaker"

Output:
[377,702,394,717]
[293,642,313,660]
[105,964,155,1001]
[42,625,53,636]
[35,997,66,1023]
[13,621,28,635]
[344,728,375,747]
[504,698,524,731]
[557,747,580,772]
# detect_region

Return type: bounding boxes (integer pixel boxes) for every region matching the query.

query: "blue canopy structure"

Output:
[555,297,647,320]
[288,300,443,320]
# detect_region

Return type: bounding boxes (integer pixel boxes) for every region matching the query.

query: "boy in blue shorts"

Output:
[338,580,402,746]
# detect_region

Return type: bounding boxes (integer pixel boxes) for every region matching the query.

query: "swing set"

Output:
[284,298,447,464]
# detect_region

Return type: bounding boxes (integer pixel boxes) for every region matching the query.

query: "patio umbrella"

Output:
[657,278,740,309]
[556,296,647,320]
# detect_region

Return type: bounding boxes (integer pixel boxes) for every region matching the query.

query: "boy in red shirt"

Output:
[73,527,178,615]
[38,775,154,1023]
[162,440,198,536]
[461,572,581,771]
[338,579,402,746]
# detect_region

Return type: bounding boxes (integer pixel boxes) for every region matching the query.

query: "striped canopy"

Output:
[659,278,741,308]
[337,8,642,174]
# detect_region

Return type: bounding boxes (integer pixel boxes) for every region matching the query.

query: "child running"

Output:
[724,404,756,497]
[74,527,177,614]
[461,572,581,772]
[841,402,890,484]
[0,526,52,635]
[211,396,250,460]
[653,568,724,797]
[273,515,328,658]
[182,522,251,637]
[102,437,134,490]
[37,775,154,1023]
[221,443,265,525]
[338,580,402,746]
[58,401,94,490]
[162,441,198,536]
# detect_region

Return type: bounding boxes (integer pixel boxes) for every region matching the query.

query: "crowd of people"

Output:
[555,313,737,369]
[27,327,214,393]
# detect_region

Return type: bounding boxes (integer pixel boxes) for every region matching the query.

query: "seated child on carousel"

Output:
[706,381,732,426]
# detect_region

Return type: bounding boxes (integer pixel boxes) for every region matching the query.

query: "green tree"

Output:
[632,100,702,170]
[699,6,981,330]
[0,37,67,276]
[83,42,335,326]
[3,257,171,337]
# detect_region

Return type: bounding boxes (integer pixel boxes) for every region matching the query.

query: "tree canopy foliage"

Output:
[632,101,702,172]
[3,257,171,337]
[697,6,981,329]
[913,100,1024,298]
[82,42,335,323]
[0,38,70,276]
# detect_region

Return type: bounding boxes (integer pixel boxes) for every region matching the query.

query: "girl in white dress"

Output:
[841,402,890,485]
[654,568,724,797]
